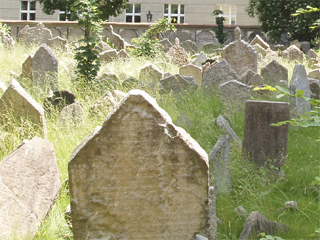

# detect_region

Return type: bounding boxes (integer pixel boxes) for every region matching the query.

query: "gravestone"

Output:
[239,211,288,240]
[209,135,232,194]
[208,186,217,240]
[240,69,256,84]
[181,40,198,55]
[139,64,164,83]
[32,43,58,92]
[242,100,289,168]
[118,49,130,60]
[300,41,310,54]
[216,114,241,145]
[250,35,269,49]
[47,36,68,52]
[192,51,208,67]
[105,25,126,51]
[202,59,239,93]
[283,45,304,63]
[179,64,202,86]
[221,27,258,76]
[18,22,52,45]
[248,73,264,86]
[308,69,320,80]
[261,60,288,86]
[0,79,47,138]
[289,65,311,117]
[306,49,318,60]
[169,31,193,43]
[219,80,251,107]
[166,38,189,67]
[69,89,209,240]
[309,78,320,99]
[100,49,118,62]
[21,54,33,80]
[196,30,216,47]
[59,101,85,126]
[254,43,266,56]
[0,136,60,239]
[159,74,198,93]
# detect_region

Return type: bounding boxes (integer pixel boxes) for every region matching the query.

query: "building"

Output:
[0,0,258,25]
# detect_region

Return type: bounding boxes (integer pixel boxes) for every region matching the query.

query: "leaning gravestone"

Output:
[289,65,311,117]
[69,89,209,240]
[261,60,288,86]
[159,74,198,93]
[202,59,239,93]
[209,135,232,194]
[21,54,33,80]
[179,64,202,86]
[139,64,164,84]
[242,100,289,168]
[0,136,60,240]
[221,27,258,76]
[216,114,241,145]
[0,79,47,138]
[32,43,58,92]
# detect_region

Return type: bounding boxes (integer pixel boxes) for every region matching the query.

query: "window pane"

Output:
[171,4,178,14]
[126,4,133,13]
[180,5,184,14]
[180,17,184,24]
[231,17,236,25]
[231,5,236,15]
[126,16,132,22]
[21,13,27,20]
[135,4,141,13]
[21,1,28,10]
[30,13,35,20]
[134,16,141,23]
[30,1,36,10]
[164,4,168,14]
[59,14,66,21]
[171,16,178,23]
[224,17,230,24]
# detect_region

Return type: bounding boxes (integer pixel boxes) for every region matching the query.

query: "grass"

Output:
[0,41,319,240]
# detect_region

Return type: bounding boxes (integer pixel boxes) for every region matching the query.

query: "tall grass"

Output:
[0,42,319,240]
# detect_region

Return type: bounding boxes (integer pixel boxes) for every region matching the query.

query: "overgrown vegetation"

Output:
[0,33,319,240]
[212,10,226,44]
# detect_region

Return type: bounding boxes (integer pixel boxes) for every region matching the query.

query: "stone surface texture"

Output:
[242,100,289,168]
[18,22,52,45]
[0,137,60,239]
[69,89,209,240]
[179,64,203,86]
[159,74,198,93]
[0,79,47,137]
[261,60,288,85]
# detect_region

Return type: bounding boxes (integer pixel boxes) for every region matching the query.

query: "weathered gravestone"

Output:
[59,101,85,126]
[283,45,304,63]
[0,79,47,138]
[261,60,288,86]
[32,43,58,92]
[159,74,198,93]
[216,114,241,145]
[242,100,289,168]
[289,65,311,117]
[308,69,320,80]
[219,80,252,108]
[181,40,198,55]
[221,27,258,76]
[21,54,33,80]
[306,49,318,60]
[69,89,209,240]
[166,38,189,67]
[179,64,202,86]
[208,186,217,240]
[209,135,232,194]
[47,36,68,52]
[250,35,269,50]
[192,51,208,67]
[100,49,118,62]
[202,59,239,93]
[105,25,126,51]
[18,22,52,45]
[0,136,60,240]
[139,64,164,83]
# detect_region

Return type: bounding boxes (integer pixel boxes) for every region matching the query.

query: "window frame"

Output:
[215,4,236,25]
[20,1,36,21]
[164,4,185,24]
[125,3,141,23]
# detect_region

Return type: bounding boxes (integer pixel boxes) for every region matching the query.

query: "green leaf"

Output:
[296,89,305,97]
[275,85,290,95]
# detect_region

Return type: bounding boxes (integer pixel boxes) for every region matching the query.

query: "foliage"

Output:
[0,21,11,35]
[292,6,320,30]
[131,18,176,57]
[72,0,103,82]
[36,0,127,21]
[246,0,320,42]
[254,85,320,129]
[212,10,226,44]
[258,232,285,240]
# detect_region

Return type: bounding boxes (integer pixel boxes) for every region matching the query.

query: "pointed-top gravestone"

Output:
[261,60,288,86]
[32,43,58,92]
[0,79,47,138]
[69,89,209,240]
[0,136,60,239]
[202,59,239,93]
[222,27,258,76]
[216,115,241,145]
[139,64,164,83]
[250,35,270,50]
[289,65,311,117]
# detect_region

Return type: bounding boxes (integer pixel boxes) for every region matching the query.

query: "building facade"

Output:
[0,0,258,25]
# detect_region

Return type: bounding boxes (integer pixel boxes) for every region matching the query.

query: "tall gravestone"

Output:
[242,100,289,168]
[209,135,232,194]
[69,89,209,240]
[0,79,47,138]
[222,27,258,76]
[32,43,58,92]
[289,65,311,117]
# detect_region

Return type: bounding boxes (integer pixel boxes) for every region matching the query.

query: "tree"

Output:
[36,0,127,21]
[246,0,320,43]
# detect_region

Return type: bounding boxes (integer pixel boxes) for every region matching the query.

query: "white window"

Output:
[126,4,141,23]
[20,1,36,20]
[164,4,185,23]
[215,4,236,25]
